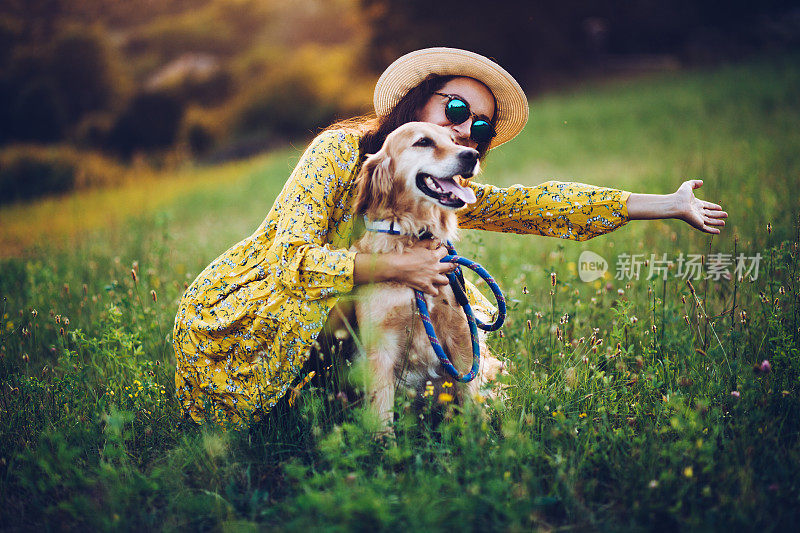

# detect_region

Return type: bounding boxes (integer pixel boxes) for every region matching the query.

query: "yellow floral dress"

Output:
[172,129,631,426]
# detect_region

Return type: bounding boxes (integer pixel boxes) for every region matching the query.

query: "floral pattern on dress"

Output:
[173,129,631,426]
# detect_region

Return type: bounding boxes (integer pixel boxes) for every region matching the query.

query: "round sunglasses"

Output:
[433,92,496,145]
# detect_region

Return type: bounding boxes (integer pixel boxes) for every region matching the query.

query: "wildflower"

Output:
[131,269,138,283]
[767,222,772,234]
[779,286,786,295]
[617,288,625,296]
[760,360,771,373]
[651,324,657,334]
[630,316,638,324]
[648,479,658,489]
[474,393,485,403]
[535,311,543,320]
[438,393,454,403]
[730,390,740,398]
[684,315,691,327]
[442,381,453,388]
[681,295,686,304]
[782,390,790,397]
[686,279,697,295]
[31,309,38,318]
[498,330,505,338]
[63,317,69,326]
[22,353,29,362]
[526,319,532,331]
[55,314,61,324]
[522,285,529,294]
[683,466,694,478]
[579,412,587,418]
[151,290,158,303]
[424,381,434,398]
[550,272,557,287]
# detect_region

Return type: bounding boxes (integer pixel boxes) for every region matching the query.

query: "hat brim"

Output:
[374,48,529,149]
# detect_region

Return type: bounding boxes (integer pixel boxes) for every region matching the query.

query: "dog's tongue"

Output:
[434,177,477,204]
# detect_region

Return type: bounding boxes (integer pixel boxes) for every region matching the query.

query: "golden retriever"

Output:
[351,122,504,428]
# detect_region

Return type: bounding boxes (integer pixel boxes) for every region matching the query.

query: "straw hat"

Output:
[373,47,529,148]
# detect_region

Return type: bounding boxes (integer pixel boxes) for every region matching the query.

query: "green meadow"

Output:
[1,55,799,530]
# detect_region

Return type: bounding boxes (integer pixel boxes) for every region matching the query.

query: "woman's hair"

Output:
[328,74,496,159]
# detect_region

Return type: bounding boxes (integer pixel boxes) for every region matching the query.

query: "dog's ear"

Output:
[355,151,393,215]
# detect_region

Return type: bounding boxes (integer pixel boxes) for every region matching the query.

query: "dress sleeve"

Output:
[457,180,631,241]
[270,130,360,299]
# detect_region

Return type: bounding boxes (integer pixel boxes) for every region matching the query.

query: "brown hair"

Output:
[328,74,496,160]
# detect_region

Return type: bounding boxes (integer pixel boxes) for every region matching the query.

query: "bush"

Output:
[229,71,337,143]
[107,91,185,158]
[0,145,126,204]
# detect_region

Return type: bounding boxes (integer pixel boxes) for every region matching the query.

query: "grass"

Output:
[1,53,799,531]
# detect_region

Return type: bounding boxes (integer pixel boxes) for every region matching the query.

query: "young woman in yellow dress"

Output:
[172,48,727,426]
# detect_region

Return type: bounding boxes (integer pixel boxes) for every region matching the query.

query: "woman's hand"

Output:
[673,180,728,234]
[354,242,457,295]
[626,180,728,234]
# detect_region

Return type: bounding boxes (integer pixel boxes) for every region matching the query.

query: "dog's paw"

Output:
[373,427,396,447]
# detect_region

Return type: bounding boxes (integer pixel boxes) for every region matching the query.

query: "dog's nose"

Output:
[458,149,479,163]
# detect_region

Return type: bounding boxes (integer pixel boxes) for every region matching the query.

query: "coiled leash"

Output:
[414,241,506,382]
[363,217,506,382]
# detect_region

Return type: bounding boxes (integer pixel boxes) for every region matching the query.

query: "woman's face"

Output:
[416,77,496,149]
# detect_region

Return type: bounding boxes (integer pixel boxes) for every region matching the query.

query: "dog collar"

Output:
[364,216,433,240]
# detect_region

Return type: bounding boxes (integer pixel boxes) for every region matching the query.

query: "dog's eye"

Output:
[413,137,434,148]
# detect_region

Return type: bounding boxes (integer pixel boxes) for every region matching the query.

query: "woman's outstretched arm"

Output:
[627,179,727,234]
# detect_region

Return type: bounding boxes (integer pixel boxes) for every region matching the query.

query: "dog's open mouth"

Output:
[416,173,477,208]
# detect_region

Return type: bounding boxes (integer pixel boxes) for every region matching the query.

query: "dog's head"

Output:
[355,122,480,221]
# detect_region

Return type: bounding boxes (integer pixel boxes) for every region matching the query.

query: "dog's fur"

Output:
[351,122,504,427]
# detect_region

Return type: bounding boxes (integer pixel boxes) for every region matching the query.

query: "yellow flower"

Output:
[683,466,693,478]
[438,393,454,403]
[579,412,587,418]
[442,381,453,388]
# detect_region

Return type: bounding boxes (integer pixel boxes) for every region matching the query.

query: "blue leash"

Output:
[414,241,506,383]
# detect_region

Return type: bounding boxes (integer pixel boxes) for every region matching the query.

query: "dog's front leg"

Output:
[366,343,399,430]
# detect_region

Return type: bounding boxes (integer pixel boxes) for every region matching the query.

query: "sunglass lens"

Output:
[470,119,495,144]
[444,98,470,125]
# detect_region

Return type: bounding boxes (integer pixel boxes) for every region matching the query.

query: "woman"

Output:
[172,48,727,426]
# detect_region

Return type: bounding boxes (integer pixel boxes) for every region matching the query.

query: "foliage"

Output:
[0,22,129,145]
[0,144,127,204]
[1,57,800,530]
